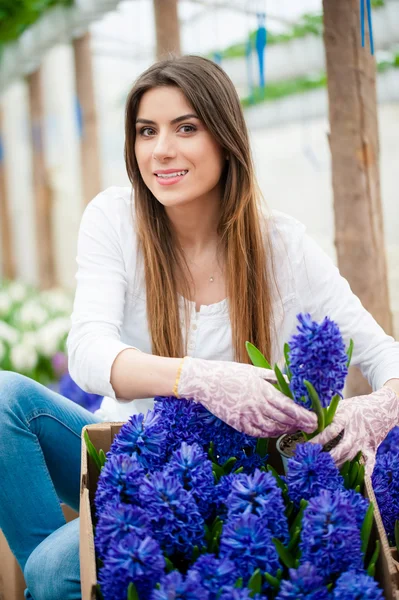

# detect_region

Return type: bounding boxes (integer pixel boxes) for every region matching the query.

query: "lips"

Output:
[154,170,189,186]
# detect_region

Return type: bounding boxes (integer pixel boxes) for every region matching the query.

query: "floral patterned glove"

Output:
[311,387,399,475]
[176,357,317,438]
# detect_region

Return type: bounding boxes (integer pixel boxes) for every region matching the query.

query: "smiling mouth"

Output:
[155,170,189,179]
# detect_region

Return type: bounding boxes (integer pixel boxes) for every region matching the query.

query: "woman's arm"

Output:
[110,349,182,401]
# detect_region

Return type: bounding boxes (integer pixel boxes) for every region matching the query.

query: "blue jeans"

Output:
[0,371,102,600]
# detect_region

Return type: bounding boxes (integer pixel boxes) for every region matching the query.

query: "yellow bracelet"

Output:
[173,356,187,398]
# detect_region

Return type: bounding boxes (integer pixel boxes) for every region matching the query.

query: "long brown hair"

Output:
[125,55,274,363]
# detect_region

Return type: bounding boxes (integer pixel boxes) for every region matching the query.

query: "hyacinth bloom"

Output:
[139,470,205,558]
[332,570,384,599]
[300,489,363,578]
[220,512,280,584]
[372,450,399,541]
[377,426,399,456]
[153,396,211,452]
[151,571,209,600]
[94,453,145,514]
[109,410,168,470]
[165,442,215,518]
[95,503,149,560]
[286,443,344,506]
[226,469,289,544]
[98,532,165,600]
[185,554,236,599]
[276,563,329,600]
[219,588,262,600]
[154,395,257,465]
[288,313,348,409]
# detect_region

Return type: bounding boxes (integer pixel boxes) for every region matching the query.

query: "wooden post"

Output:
[322,0,393,395]
[153,0,181,60]
[72,32,102,205]
[0,104,16,280]
[27,68,56,289]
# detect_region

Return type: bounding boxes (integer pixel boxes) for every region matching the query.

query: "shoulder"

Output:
[260,207,307,262]
[85,186,133,220]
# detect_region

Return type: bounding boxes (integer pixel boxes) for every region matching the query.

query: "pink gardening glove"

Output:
[311,387,399,475]
[177,357,317,438]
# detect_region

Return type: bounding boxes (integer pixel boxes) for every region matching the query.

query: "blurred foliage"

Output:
[215,0,385,61]
[241,72,327,107]
[0,0,73,45]
[241,48,399,107]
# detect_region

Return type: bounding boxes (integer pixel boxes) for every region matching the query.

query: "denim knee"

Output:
[24,519,81,600]
[0,371,35,414]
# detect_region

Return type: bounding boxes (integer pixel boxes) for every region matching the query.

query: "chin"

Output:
[153,191,199,208]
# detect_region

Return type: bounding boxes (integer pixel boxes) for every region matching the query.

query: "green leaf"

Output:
[395,520,399,557]
[283,343,292,379]
[234,466,244,475]
[234,577,244,589]
[267,465,288,493]
[248,569,262,595]
[274,364,293,399]
[325,394,341,427]
[289,499,308,537]
[127,582,139,600]
[304,381,325,431]
[340,460,351,478]
[96,584,105,600]
[99,449,107,468]
[222,456,237,473]
[164,557,174,572]
[367,540,380,577]
[349,461,360,489]
[245,341,272,369]
[355,464,365,490]
[256,437,269,458]
[212,462,224,482]
[272,538,295,569]
[361,502,375,555]
[346,339,354,367]
[83,430,102,472]
[210,534,220,554]
[264,572,281,590]
[287,527,301,552]
[192,545,200,562]
[208,441,216,461]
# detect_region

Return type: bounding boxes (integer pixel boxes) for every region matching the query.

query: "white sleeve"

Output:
[67,190,139,399]
[294,229,399,390]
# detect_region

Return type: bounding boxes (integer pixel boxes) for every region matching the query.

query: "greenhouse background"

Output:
[0,0,398,389]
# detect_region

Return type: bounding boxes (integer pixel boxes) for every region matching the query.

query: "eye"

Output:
[179,124,196,134]
[139,127,156,137]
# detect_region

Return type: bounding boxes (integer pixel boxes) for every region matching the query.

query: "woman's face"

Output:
[134,86,226,209]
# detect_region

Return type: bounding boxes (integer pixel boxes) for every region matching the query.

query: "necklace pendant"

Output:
[209,276,214,282]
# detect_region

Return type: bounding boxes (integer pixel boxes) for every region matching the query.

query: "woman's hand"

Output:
[311,387,399,475]
[176,357,317,438]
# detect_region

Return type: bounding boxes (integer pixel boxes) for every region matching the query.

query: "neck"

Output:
[165,186,222,256]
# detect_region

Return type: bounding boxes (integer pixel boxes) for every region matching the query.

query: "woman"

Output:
[0,55,398,600]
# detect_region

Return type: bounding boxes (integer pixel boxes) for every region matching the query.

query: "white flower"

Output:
[10,343,38,372]
[21,332,39,350]
[0,292,13,317]
[40,288,73,314]
[7,281,28,303]
[0,322,19,344]
[18,301,48,328]
[36,317,71,357]
[0,339,6,363]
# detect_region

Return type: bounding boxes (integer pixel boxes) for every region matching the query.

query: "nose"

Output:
[152,132,177,162]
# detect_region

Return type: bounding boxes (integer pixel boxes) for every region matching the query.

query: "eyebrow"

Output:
[135,113,200,126]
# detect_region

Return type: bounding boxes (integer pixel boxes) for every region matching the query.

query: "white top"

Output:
[67,186,399,422]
